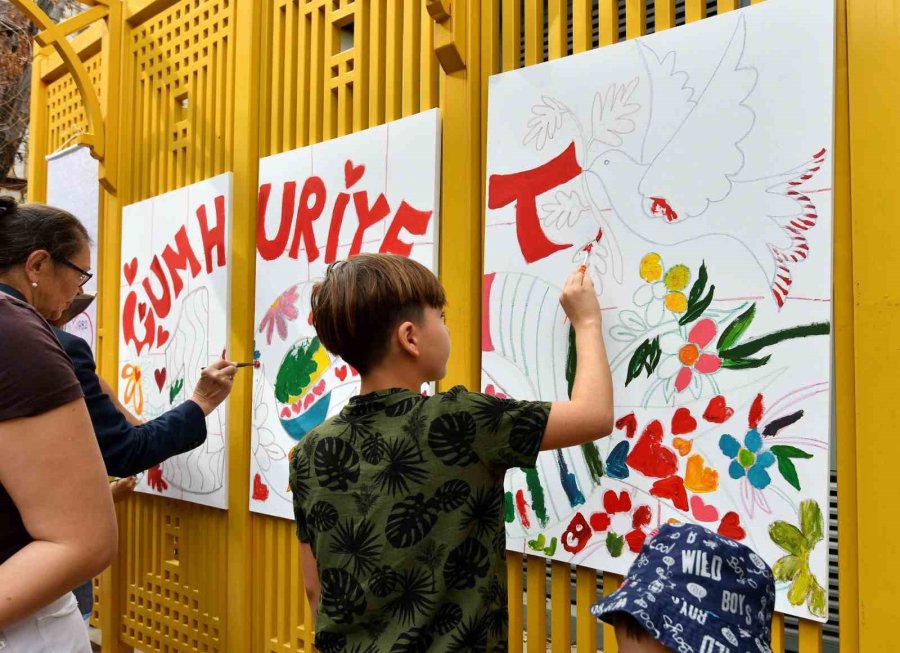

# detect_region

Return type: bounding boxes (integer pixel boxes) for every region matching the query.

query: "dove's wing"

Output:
[637,42,695,164]
[638,15,757,218]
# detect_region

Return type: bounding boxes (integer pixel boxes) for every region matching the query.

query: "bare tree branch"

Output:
[0,1,80,188]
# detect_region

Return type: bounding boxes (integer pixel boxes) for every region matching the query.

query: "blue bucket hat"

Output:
[591,523,776,653]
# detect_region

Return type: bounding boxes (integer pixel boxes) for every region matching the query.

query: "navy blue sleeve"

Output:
[55,329,208,478]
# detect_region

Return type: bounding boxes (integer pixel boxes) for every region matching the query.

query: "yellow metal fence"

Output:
[24,0,866,651]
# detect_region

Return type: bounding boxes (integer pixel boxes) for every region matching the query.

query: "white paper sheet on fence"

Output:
[483,0,834,621]
[250,109,441,519]
[118,173,233,509]
[47,145,100,351]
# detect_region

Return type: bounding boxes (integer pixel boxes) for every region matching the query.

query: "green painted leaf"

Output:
[788,567,812,606]
[719,322,831,360]
[769,521,806,555]
[800,500,824,548]
[721,355,771,370]
[688,261,708,305]
[543,537,558,556]
[625,339,650,386]
[770,445,814,460]
[581,442,605,485]
[566,326,577,399]
[678,285,716,326]
[504,492,515,523]
[808,575,827,618]
[647,336,661,375]
[772,554,802,582]
[169,378,184,405]
[625,337,662,387]
[717,304,756,352]
[606,532,625,558]
[775,454,802,491]
[274,337,321,404]
[527,534,547,552]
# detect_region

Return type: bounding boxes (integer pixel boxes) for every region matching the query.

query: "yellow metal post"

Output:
[847,0,900,649]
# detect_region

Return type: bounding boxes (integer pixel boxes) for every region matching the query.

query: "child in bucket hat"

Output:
[591,523,775,653]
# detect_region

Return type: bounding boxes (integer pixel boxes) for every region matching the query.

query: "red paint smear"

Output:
[632,505,652,529]
[748,393,765,429]
[482,273,496,352]
[615,413,638,438]
[515,489,531,528]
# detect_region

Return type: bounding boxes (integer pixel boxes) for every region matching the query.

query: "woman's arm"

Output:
[0,398,118,628]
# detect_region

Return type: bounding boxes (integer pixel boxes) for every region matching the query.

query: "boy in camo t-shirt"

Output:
[290,253,613,652]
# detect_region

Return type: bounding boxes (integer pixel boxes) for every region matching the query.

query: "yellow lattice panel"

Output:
[46,53,103,153]
[120,495,229,652]
[124,0,235,203]
[260,0,436,159]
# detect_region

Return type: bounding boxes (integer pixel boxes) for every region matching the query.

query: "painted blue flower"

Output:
[719,429,776,490]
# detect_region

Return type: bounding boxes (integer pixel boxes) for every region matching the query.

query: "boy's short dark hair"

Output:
[310,253,446,374]
[610,611,653,642]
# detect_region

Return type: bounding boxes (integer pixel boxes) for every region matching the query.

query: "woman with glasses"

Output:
[0,196,237,651]
[0,196,117,651]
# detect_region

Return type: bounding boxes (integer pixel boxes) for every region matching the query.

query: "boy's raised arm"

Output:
[541,267,614,451]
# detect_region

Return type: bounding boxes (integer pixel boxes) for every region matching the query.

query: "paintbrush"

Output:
[201,361,260,370]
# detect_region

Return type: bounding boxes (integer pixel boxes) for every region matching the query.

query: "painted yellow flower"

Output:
[640,253,664,283]
[636,253,691,315]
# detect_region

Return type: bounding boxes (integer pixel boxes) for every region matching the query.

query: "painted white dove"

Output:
[583,15,827,307]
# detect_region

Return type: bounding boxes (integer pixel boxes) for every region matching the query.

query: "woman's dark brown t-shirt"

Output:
[0,291,83,563]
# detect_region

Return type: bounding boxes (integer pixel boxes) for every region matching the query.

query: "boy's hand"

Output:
[560,266,602,328]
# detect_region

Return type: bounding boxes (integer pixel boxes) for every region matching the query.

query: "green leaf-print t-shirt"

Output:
[289,386,550,653]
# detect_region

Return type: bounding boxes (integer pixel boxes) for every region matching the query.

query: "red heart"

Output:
[335,365,348,381]
[123,258,138,286]
[350,366,359,377]
[138,302,147,321]
[292,401,302,414]
[280,407,292,419]
[632,505,652,529]
[313,379,326,396]
[703,395,734,423]
[589,512,611,532]
[615,413,638,438]
[252,473,270,501]
[304,394,315,409]
[344,160,365,188]
[156,326,170,347]
[307,311,314,325]
[154,368,167,391]
[603,490,632,514]
[690,495,720,523]
[671,407,698,435]
[627,420,678,478]
[718,511,746,541]
[650,475,688,511]
[626,528,647,553]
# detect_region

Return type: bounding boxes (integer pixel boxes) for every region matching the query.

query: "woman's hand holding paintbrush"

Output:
[192,358,241,415]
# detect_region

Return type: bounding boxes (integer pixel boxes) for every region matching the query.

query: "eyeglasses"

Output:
[58,259,94,288]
